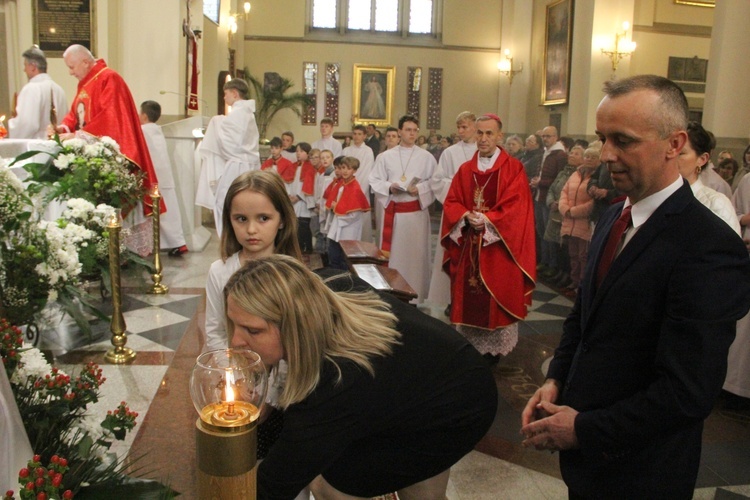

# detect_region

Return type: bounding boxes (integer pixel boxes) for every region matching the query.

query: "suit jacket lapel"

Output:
[583,182,694,331]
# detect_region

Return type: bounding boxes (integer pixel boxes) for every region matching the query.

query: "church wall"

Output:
[240,40,502,143]
[232,0,504,142]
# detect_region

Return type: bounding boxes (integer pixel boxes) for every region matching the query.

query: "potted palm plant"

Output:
[243,70,314,142]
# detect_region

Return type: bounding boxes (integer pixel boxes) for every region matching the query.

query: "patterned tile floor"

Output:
[32,224,750,499]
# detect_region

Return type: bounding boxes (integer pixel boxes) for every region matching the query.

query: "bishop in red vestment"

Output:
[442,115,535,354]
[58,45,160,215]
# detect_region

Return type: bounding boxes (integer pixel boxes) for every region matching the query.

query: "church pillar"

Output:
[499,0,533,135]
[566,0,635,138]
[702,0,750,141]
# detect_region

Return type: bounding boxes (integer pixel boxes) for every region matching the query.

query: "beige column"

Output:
[566,0,635,138]
[702,0,750,140]
[499,0,533,134]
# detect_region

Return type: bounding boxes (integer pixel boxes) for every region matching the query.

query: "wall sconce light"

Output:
[497,49,523,85]
[227,2,251,43]
[601,21,637,72]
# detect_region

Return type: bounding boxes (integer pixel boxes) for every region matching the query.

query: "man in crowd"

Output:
[365,123,380,157]
[531,126,567,275]
[521,75,750,498]
[428,111,477,314]
[383,126,399,151]
[312,117,342,157]
[9,46,67,140]
[55,44,160,216]
[441,114,535,363]
[280,131,297,162]
[342,124,375,242]
[370,115,436,303]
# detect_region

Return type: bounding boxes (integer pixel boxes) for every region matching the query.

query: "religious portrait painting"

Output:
[542,0,574,106]
[353,65,395,127]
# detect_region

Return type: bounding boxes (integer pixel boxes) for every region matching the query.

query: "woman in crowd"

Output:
[717,157,740,188]
[225,255,497,499]
[731,144,750,192]
[542,146,580,288]
[678,122,740,235]
[518,134,543,188]
[504,134,524,159]
[586,146,617,228]
[558,146,597,291]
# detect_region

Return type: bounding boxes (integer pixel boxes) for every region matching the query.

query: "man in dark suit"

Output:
[365,123,380,157]
[521,75,750,498]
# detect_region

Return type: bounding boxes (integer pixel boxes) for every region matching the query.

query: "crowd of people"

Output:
[8,43,750,498]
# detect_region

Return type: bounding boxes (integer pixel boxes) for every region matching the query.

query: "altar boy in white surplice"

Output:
[195,78,260,235]
[139,100,188,256]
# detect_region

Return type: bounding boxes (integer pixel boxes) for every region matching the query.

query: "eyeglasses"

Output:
[541,135,554,139]
[310,155,320,159]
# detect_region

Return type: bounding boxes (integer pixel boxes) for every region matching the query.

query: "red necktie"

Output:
[596,205,633,287]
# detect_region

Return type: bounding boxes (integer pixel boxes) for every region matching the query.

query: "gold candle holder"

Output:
[191,350,268,499]
[147,185,169,295]
[105,210,136,364]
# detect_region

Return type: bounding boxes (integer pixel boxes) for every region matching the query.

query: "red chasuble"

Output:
[333,178,370,215]
[441,149,536,329]
[261,156,295,182]
[60,59,162,216]
[296,161,317,196]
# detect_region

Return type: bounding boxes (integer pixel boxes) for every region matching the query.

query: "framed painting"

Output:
[353,65,395,127]
[674,0,714,6]
[542,0,574,106]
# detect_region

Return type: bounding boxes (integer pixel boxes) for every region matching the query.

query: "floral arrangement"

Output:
[19,134,145,213]
[0,167,107,336]
[1,320,172,498]
[3,455,74,500]
[1,134,154,339]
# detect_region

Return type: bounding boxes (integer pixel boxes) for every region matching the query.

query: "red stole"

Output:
[261,156,295,182]
[325,178,343,209]
[296,160,316,196]
[334,178,370,215]
[441,149,536,328]
[60,59,161,216]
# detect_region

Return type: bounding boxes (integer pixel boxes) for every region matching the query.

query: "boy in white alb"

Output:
[342,124,376,242]
[369,115,437,303]
[196,78,260,235]
[139,100,188,255]
[428,111,477,310]
[311,117,343,157]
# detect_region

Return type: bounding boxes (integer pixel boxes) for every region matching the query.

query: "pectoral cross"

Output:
[473,186,489,213]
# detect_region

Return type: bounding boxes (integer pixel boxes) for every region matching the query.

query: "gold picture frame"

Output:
[542,0,574,106]
[674,0,714,7]
[353,65,395,127]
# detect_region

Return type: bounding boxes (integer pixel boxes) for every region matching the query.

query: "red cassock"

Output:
[334,178,370,215]
[261,156,296,183]
[60,59,162,215]
[441,149,536,329]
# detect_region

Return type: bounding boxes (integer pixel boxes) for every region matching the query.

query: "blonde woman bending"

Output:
[225,255,497,499]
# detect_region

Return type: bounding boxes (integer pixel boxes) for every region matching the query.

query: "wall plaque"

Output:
[33,0,96,57]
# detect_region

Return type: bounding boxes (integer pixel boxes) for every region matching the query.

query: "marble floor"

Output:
[36,226,750,499]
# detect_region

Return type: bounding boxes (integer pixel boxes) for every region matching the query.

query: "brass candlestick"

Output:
[147,185,169,295]
[105,211,136,364]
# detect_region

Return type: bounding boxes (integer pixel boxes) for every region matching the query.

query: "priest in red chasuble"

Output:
[56,44,161,216]
[441,114,536,360]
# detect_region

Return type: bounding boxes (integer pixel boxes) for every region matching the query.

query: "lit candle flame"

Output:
[224,369,235,416]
